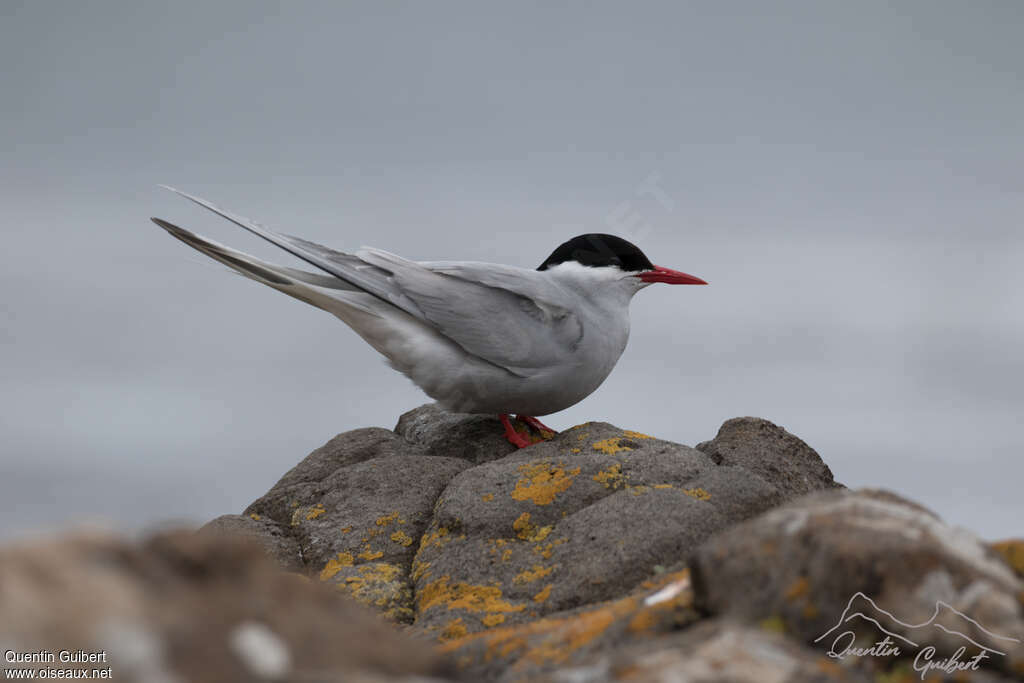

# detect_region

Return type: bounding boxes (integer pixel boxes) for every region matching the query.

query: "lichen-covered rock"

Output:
[440,569,697,681]
[248,453,472,623]
[690,489,1024,677]
[0,530,452,683]
[411,421,782,638]
[394,403,523,464]
[696,416,842,498]
[992,539,1024,580]
[564,619,873,683]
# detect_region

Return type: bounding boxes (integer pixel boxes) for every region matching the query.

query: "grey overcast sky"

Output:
[1,2,1021,541]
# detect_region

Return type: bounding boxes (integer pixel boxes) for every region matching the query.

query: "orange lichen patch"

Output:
[319,552,355,581]
[305,503,327,520]
[248,512,261,521]
[411,558,432,582]
[358,548,384,561]
[628,485,650,496]
[785,576,810,601]
[682,487,711,501]
[592,437,633,454]
[340,526,353,534]
[390,530,415,547]
[510,461,580,505]
[532,538,567,559]
[442,600,628,665]
[636,568,690,592]
[593,463,626,490]
[333,562,412,622]
[992,539,1024,578]
[482,614,506,628]
[622,430,653,440]
[626,608,658,633]
[502,549,513,562]
[514,564,554,585]
[481,493,495,502]
[420,526,456,550]
[442,618,468,641]
[512,512,553,542]
[375,511,400,526]
[533,584,552,603]
[652,484,674,490]
[570,447,581,454]
[418,576,527,616]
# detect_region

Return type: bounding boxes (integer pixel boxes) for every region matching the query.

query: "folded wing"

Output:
[156,188,584,375]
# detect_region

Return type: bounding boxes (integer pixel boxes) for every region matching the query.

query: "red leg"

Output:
[518,415,557,436]
[500,413,532,449]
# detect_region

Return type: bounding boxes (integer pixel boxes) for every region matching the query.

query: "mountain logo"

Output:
[814,592,1021,679]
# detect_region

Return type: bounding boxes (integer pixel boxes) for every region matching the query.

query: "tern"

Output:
[152,187,706,448]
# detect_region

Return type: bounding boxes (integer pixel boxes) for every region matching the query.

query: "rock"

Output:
[411,421,781,638]
[690,488,1024,677]
[696,416,842,498]
[440,568,698,681]
[395,403,522,464]
[576,619,872,683]
[0,530,452,683]
[247,451,472,623]
[992,539,1024,580]
[201,513,304,572]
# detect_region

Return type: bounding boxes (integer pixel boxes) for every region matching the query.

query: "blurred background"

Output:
[1,2,1021,541]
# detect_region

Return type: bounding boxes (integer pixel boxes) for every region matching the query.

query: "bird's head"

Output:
[537,234,707,290]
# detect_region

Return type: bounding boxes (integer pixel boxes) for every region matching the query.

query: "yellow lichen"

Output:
[375,511,400,526]
[592,438,633,454]
[305,503,326,520]
[785,576,810,600]
[512,512,552,542]
[652,484,673,489]
[481,493,495,502]
[593,463,626,490]
[760,615,787,633]
[514,564,554,584]
[482,614,506,628]
[358,548,384,561]
[533,584,552,603]
[992,539,1024,578]
[682,487,711,501]
[248,513,261,521]
[319,552,355,581]
[622,430,653,439]
[442,618,468,641]
[418,576,526,615]
[502,549,513,562]
[390,530,415,547]
[570,447,581,454]
[341,526,353,533]
[420,526,454,550]
[510,461,580,505]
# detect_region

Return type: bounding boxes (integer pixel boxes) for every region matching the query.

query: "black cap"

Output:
[537,234,654,272]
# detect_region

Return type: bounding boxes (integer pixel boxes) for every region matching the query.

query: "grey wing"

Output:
[360,250,585,374]
[162,187,583,374]
[159,186,429,320]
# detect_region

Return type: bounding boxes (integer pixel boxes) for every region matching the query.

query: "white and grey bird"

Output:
[152,187,707,447]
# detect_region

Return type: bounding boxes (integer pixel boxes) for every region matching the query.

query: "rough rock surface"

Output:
[691,488,1024,679]
[394,403,523,464]
[0,530,450,683]
[9,404,1017,682]
[696,416,842,497]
